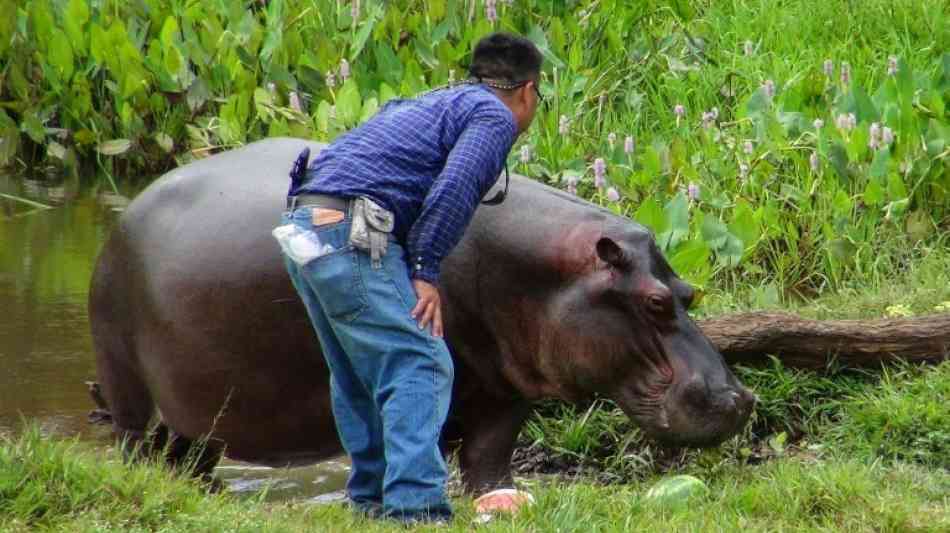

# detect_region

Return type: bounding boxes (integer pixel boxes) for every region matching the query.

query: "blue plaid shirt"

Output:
[292,84,518,284]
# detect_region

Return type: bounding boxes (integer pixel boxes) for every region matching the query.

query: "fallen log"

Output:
[698,312,950,369]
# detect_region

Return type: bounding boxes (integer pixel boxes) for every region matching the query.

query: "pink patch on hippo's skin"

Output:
[546,221,604,279]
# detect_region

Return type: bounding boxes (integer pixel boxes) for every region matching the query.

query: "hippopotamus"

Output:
[88,137,755,493]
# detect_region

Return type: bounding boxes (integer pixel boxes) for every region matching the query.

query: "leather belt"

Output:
[286,194,350,212]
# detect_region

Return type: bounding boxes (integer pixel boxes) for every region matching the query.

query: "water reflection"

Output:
[0,173,348,502]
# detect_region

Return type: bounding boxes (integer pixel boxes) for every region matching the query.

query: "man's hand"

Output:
[411,279,443,337]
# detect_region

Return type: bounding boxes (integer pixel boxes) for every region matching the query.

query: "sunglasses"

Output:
[510,79,544,105]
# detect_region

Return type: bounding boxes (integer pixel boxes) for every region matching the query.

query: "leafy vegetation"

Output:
[2,0,948,294]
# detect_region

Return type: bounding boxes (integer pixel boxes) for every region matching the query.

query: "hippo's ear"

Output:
[596,237,628,269]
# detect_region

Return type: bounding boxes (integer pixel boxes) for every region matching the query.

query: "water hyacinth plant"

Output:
[0,0,947,298]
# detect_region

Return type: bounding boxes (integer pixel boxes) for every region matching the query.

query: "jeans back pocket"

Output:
[303,247,368,322]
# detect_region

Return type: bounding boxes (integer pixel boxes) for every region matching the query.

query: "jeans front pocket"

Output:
[303,246,368,322]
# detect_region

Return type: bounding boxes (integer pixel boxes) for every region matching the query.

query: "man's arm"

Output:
[406,109,516,285]
[406,108,516,335]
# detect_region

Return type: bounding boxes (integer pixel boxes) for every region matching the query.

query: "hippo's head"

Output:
[542,221,755,447]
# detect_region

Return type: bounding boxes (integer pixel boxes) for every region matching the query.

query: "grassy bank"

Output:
[2,359,948,532]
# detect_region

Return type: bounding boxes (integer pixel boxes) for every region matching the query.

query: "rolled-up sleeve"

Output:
[406,108,517,284]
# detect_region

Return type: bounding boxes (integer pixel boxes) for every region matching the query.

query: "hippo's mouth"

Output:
[610,342,676,436]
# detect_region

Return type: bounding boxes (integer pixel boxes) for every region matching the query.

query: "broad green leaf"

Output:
[527,23,565,69]
[160,16,180,48]
[378,83,397,104]
[887,173,908,200]
[728,201,759,253]
[360,97,379,123]
[0,124,19,166]
[869,149,890,178]
[0,0,17,57]
[164,44,184,79]
[336,79,362,126]
[415,38,438,69]
[634,197,667,235]
[863,178,885,206]
[374,43,403,86]
[96,139,132,156]
[29,0,55,52]
[828,238,857,263]
[668,239,710,278]
[701,215,729,250]
[832,189,852,217]
[828,143,850,181]
[350,3,383,60]
[21,112,45,143]
[661,193,689,250]
[154,132,174,153]
[905,210,933,242]
[48,29,75,84]
[852,85,879,123]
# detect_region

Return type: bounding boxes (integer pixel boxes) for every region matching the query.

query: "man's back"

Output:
[295,83,517,243]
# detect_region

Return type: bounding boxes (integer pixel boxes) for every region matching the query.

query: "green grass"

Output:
[2,425,948,532]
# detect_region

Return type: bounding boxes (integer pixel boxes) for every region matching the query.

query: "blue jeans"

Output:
[279,207,454,522]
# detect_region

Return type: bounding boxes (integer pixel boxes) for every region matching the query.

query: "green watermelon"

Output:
[643,475,708,507]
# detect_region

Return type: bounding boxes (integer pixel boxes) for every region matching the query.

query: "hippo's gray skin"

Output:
[89,138,754,493]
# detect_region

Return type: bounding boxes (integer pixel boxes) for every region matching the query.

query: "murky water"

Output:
[0,173,348,502]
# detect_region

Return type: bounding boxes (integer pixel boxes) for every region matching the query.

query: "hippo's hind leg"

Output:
[151,423,224,489]
[92,346,163,459]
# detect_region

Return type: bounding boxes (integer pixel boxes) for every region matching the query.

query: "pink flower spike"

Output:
[674,104,685,117]
[606,187,621,202]
[743,140,754,155]
[351,0,360,20]
[762,79,775,99]
[810,151,820,172]
[340,59,351,81]
[558,115,569,135]
[486,0,497,23]
[840,62,851,85]
[624,136,634,154]
[823,59,834,78]
[289,91,302,112]
[869,122,881,150]
[607,132,617,149]
[520,145,531,163]
[887,56,898,76]
[593,158,607,189]
[882,126,894,146]
[744,40,754,56]
[687,182,700,201]
[326,71,336,89]
[813,118,824,130]
[739,163,749,179]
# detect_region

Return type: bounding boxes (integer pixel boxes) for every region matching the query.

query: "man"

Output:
[276,32,543,523]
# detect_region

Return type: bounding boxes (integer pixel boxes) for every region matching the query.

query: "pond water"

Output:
[0,173,349,503]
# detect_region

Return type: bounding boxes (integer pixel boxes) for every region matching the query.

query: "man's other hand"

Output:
[410,279,443,337]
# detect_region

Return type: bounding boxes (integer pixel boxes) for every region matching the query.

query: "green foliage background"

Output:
[2,0,949,295]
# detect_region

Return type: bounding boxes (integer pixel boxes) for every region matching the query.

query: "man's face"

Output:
[514,79,541,135]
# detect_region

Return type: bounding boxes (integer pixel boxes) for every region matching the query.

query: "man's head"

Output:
[469,32,543,135]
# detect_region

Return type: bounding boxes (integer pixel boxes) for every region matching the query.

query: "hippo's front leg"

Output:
[457,396,532,494]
